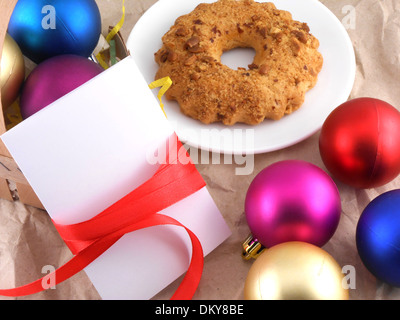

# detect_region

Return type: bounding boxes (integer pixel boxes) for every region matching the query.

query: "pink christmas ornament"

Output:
[245,160,341,253]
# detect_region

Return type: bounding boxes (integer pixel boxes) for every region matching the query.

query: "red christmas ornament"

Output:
[319,97,400,189]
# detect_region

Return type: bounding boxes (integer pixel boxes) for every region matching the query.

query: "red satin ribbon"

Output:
[0,134,206,300]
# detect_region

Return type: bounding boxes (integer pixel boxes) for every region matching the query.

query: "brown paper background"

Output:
[1,0,400,300]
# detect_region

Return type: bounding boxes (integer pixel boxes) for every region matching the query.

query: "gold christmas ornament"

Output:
[1,33,25,109]
[244,241,349,300]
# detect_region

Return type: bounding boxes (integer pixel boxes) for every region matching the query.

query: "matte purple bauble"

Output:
[20,55,104,118]
[245,160,341,248]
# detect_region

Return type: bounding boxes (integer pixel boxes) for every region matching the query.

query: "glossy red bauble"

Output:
[319,97,400,189]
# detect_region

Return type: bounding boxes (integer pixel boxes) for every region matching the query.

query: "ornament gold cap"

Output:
[242,234,265,260]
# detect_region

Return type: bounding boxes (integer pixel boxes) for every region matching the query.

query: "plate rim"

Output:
[127,0,356,155]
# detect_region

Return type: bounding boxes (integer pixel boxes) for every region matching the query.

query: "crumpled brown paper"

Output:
[1,0,400,300]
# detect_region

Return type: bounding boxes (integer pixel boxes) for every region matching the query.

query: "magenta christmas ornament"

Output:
[20,55,104,118]
[243,160,341,259]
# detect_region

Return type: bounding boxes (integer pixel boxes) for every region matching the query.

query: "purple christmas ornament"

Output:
[20,54,104,118]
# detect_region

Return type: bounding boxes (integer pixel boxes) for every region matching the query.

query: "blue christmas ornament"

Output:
[356,189,400,287]
[8,0,101,64]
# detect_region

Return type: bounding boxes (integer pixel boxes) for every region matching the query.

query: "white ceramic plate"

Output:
[127,0,356,154]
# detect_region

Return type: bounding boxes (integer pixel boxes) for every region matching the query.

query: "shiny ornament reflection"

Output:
[356,189,400,287]
[319,97,400,189]
[1,34,25,109]
[244,241,349,300]
[245,160,341,250]
[8,0,101,63]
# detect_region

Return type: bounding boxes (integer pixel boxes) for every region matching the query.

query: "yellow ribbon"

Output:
[148,77,173,118]
[96,0,126,69]
[94,1,171,117]
[106,0,126,44]
[96,52,109,70]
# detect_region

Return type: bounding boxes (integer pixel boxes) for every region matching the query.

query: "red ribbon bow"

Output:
[0,134,205,299]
